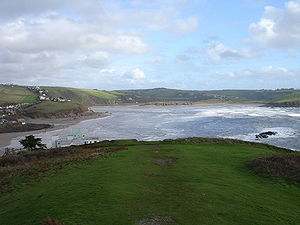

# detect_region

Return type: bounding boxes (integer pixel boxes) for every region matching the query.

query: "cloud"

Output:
[176,54,191,62]
[0,0,104,20]
[213,66,296,79]
[206,41,244,61]
[123,68,146,80]
[146,56,164,64]
[78,52,109,69]
[173,16,199,34]
[249,1,300,49]
[0,17,149,55]
[0,0,65,19]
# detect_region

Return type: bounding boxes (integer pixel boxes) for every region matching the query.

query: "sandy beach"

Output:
[0,112,110,150]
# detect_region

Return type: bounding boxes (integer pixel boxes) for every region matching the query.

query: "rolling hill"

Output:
[119,88,300,105]
[23,101,89,118]
[1,84,300,107]
[0,85,153,107]
[43,86,153,105]
[0,85,37,105]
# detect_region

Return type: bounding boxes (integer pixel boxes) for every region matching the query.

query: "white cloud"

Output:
[79,52,109,68]
[213,66,295,79]
[206,42,244,61]
[147,56,164,64]
[173,16,199,34]
[0,17,149,55]
[123,68,146,80]
[249,0,300,49]
[260,65,292,75]
[111,10,199,34]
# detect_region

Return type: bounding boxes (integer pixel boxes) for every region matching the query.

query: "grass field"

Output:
[273,90,300,103]
[1,85,300,106]
[24,101,88,118]
[120,88,300,104]
[0,139,299,225]
[0,85,37,105]
[44,87,120,105]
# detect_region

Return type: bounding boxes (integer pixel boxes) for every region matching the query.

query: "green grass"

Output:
[24,101,88,118]
[43,87,120,105]
[120,88,300,104]
[273,90,300,103]
[0,140,299,224]
[0,85,37,105]
[75,88,118,99]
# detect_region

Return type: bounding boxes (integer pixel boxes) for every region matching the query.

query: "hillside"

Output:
[0,85,152,106]
[1,85,300,107]
[0,138,299,224]
[0,85,37,105]
[118,88,218,102]
[23,101,89,118]
[119,88,300,104]
[43,86,152,105]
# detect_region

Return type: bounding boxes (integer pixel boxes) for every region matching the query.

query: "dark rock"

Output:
[256,131,278,139]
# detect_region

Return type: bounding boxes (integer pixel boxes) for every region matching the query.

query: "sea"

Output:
[4,105,300,151]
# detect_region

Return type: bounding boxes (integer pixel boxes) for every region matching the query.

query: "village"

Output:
[0,85,71,125]
[27,86,70,102]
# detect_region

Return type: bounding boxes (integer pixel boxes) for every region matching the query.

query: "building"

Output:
[17,119,26,125]
[51,129,100,148]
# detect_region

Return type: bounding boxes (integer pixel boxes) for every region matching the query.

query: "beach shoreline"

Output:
[0,112,110,151]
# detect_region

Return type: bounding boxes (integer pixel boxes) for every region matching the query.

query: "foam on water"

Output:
[225,127,297,142]
[4,105,300,151]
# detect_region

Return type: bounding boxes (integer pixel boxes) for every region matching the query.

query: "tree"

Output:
[19,135,47,150]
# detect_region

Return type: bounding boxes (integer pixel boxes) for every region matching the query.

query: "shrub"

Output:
[19,135,46,150]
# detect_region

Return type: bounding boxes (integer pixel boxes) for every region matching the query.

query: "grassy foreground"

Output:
[0,139,300,224]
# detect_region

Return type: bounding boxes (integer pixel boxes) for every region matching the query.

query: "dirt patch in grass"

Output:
[150,157,177,167]
[137,216,178,225]
[247,154,300,182]
[42,218,65,225]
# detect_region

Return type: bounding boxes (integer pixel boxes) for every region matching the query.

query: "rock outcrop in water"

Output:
[264,100,300,107]
[256,131,277,139]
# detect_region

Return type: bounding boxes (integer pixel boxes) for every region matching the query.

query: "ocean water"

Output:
[5,105,300,151]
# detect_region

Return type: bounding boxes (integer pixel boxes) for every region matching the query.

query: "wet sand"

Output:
[0,112,110,150]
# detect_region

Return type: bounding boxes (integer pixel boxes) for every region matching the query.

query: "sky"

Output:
[0,0,300,90]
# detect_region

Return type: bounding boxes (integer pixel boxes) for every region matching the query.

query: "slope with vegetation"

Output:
[23,101,89,118]
[119,88,300,105]
[43,86,153,105]
[0,85,37,106]
[0,138,299,225]
[1,85,300,110]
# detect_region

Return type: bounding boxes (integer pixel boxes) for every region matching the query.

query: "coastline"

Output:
[93,102,263,108]
[0,112,110,150]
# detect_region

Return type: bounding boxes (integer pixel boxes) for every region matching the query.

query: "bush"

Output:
[19,135,46,150]
[247,154,300,182]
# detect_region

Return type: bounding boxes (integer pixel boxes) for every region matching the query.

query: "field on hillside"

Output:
[0,85,37,105]
[0,139,299,225]
[274,91,300,103]
[43,87,119,105]
[24,101,88,118]
[1,85,300,106]
[120,88,300,104]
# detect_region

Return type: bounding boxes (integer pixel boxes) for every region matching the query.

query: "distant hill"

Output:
[1,84,300,107]
[43,86,152,105]
[23,101,89,118]
[0,85,153,106]
[119,88,300,105]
